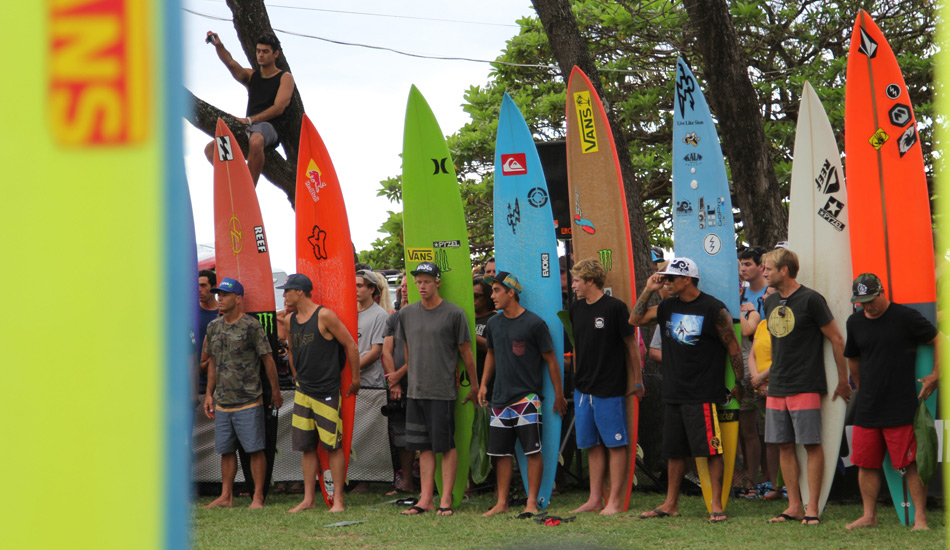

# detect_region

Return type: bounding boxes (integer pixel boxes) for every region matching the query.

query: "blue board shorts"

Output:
[574,389,628,449]
[247,121,279,148]
[214,403,265,454]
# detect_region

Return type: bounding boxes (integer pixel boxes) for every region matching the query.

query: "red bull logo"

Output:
[304,167,326,202]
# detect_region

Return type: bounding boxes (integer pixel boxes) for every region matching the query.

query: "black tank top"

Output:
[246,69,285,136]
[290,306,344,398]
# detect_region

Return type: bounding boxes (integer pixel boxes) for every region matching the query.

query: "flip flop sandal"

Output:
[709,512,728,523]
[436,507,454,516]
[769,513,801,523]
[401,505,427,515]
[802,516,821,525]
[639,508,679,519]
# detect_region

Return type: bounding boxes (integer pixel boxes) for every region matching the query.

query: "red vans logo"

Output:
[501,153,527,175]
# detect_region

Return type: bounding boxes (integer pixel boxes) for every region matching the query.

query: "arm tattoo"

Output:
[632,288,655,318]
[715,308,744,379]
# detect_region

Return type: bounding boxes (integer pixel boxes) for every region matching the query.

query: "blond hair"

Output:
[763,248,799,279]
[570,258,607,288]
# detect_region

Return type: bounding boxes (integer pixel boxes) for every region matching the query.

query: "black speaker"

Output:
[535,140,571,240]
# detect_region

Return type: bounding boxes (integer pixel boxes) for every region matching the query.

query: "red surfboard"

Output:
[212,118,280,495]
[295,114,358,508]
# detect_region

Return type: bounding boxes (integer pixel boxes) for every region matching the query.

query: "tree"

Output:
[184,0,305,207]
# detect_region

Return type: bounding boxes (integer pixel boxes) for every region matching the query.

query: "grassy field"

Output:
[192,486,945,549]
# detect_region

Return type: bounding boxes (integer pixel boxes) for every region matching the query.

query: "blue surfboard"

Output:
[493,93,564,510]
[672,58,741,513]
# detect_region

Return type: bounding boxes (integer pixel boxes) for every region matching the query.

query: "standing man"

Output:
[349,269,391,492]
[202,277,283,509]
[737,246,768,494]
[631,259,744,522]
[383,276,413,495]
[762,248,850,525]
[198,269,220,391]
[474,277,498,402]
[478,272,567,517]
[279,274,360,513]
[568,258,643,515]
[843,274,938,531]
[203,31,295,185]
[397,262,479,516]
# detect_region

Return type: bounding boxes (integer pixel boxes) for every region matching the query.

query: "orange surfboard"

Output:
[565,66,639,510]
[295,114,358,507]
[845,10,936,527]
[212,118,280,495]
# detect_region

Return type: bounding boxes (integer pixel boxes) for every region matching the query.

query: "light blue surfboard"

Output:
[672,58,741,513]
[493,93,564,510]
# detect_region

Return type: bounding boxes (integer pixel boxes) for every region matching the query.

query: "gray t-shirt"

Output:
[486,309,553,407]
[384,310,407,389]
[398,299,471,400]
[358,302,388,388]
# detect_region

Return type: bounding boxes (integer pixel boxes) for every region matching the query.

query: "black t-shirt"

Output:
[475,312,497,398]
[656,292,729,404]
[844,303,937,427]
[569,293,635,397]
[764,285,833,396]
[486,309,554,407]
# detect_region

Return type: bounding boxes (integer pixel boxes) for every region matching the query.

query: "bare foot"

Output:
[288,500,316,514]
[600,503,622,516]
[523,505,540,516]
[248,499,264,510]
[845,516,878,530]
[349,482,370,494]
[203,495,233,509]
[911,522,929,531]
[571,500,604,514]
[329,502,346,513]
[482,504,508,517]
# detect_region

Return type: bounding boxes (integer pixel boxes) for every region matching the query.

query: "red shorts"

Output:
[851,425,916,469]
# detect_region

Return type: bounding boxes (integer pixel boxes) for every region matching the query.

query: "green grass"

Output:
[192,487,946,549]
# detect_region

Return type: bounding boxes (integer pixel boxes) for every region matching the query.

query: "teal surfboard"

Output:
[493,93,564,510]
[672,58,741,513]
[402,86,477,508]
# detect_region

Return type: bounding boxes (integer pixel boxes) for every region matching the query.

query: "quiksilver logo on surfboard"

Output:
[501,153,527,175]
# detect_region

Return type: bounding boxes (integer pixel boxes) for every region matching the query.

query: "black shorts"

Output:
[662,402,724,458]
[405,398,455,453]
[487,394,542,457]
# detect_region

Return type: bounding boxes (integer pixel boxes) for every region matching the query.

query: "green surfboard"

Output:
[402,85,477,508]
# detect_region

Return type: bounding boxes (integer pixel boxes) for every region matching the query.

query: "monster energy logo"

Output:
[598,249,613,271]
[434,248,452,273]
[256,312,275,334]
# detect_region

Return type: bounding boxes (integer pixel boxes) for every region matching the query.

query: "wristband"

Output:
[633,383,643,388]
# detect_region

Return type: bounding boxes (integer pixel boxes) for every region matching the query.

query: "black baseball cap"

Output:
[277,273,313,292]
[411,261,441,279]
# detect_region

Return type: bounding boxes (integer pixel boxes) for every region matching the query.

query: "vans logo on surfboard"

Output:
[573,91,599,153]
[501,153,527,175]
[406,248,434,262]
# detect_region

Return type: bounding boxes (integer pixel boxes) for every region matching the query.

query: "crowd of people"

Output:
[195,31,939,530]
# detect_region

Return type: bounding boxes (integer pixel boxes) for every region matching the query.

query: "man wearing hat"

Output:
[202,277,283,509]
[397,261,478,516]
[761,247,850,525]
[631,258,743,522]
[843,273,938,531]
[568,258,642,516]
[279,273,361,513]
[477,272,567,518]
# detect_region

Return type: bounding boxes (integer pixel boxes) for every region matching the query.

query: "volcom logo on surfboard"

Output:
[216,136,233,161]
[858,27,878,58]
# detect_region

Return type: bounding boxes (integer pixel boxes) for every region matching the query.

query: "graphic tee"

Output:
[398,299,471,400]
[204,314,272,407]
[486,309,554,407]
[569,294,635,397]
[656,292,728,404]
[764,285,833,396]
[844,303,937,427]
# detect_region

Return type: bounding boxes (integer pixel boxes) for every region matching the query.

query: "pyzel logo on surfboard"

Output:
[858,27,878,58]
[501,153,527,176]
[216,136,233,161]
[815,159,840,194]
[818,197,845,232]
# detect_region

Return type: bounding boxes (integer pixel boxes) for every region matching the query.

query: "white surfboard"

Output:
[787,82,850,513]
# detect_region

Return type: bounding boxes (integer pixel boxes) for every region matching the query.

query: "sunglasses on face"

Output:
[663,275,683,283]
